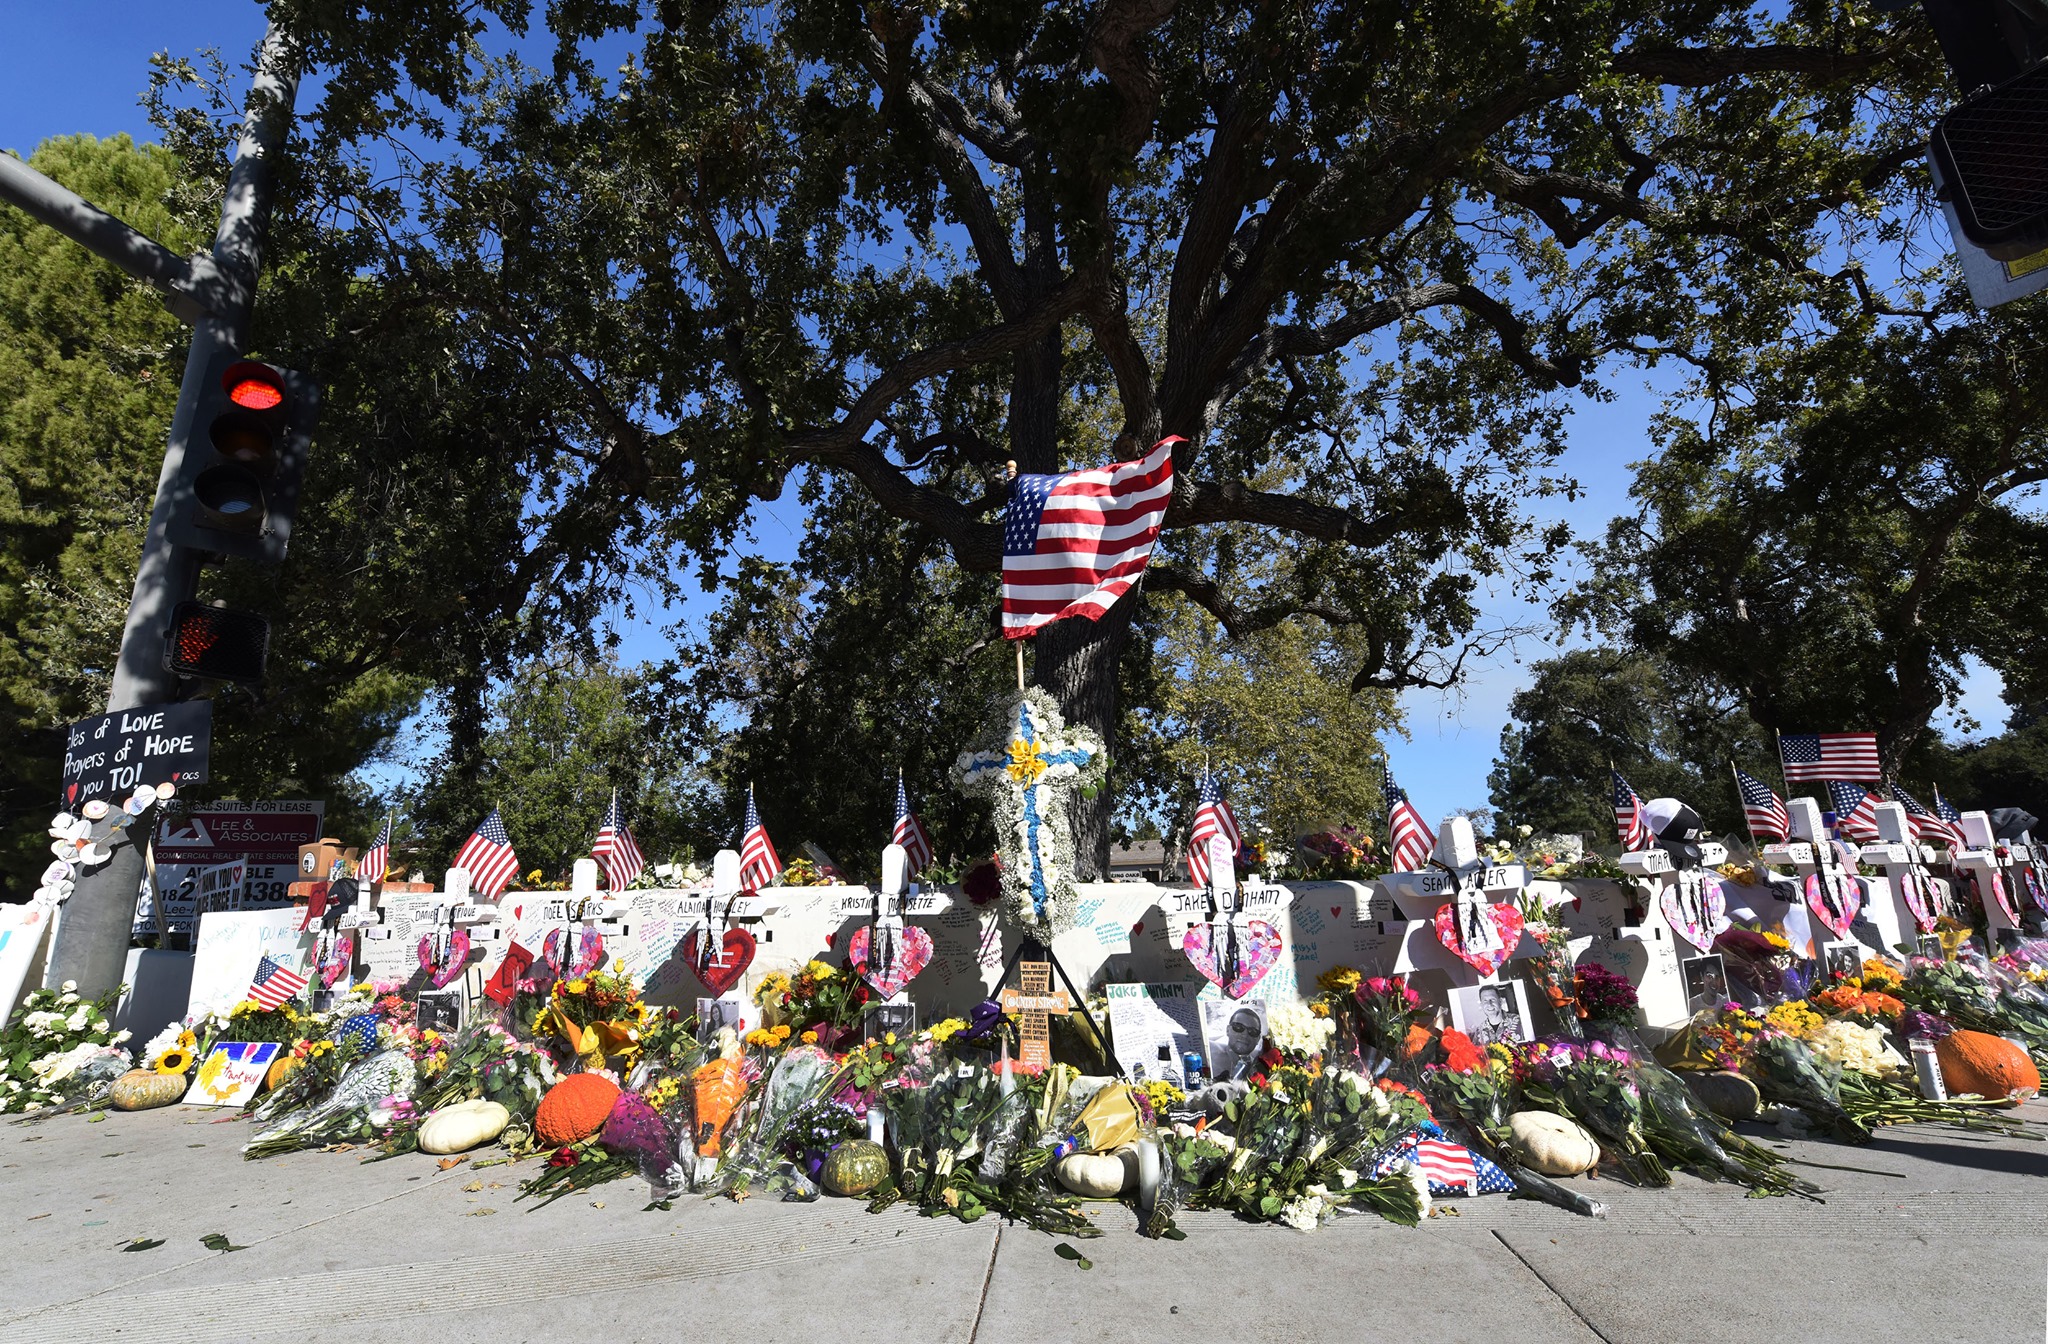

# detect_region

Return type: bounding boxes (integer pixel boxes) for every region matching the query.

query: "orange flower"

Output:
[1439,1028,1487,1074]
[1401,1023,1434,1058]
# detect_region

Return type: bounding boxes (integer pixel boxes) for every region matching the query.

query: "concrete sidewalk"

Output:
[1,1102,2043,1343]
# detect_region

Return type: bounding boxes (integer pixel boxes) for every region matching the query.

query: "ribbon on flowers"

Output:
[541,1004,641,1070]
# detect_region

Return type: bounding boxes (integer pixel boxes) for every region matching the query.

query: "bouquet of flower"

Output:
[1520,1039,1668,1186]
[1297,826,1383,881]
[1517,899,1583,1038]
[1350,975,1430,1071]
[1171,1065,1427,1229]
[1,981,131,1114]
[373,1024,557,1158]
[708,1045,845,1200]
[753,960,865,1048]
[1572,963,1639,1028]
[1741,1031,1869,1143]
[533,970,650,1072]
[244,1047,421,1158]
[1711,926,1804,1004]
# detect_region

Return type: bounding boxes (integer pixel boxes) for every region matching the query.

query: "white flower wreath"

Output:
[953,687,1108,938]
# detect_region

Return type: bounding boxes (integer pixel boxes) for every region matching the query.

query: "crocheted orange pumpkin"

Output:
[1935,1030,2041,1103]
[535,1072,622,1146]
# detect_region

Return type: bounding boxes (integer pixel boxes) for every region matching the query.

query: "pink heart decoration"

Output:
[1431,901,1526,977]
[2022,868,2048,915]
[682,927,757,996]
[319,933,355,988]
[848,924,934,999]
[1981,871,2021,925]
[1898,871,1940,934]
[1804,872,1865,938]
[417,929,473,989]
[1658,876,1730,954]
[1180,919,1283,999]
[542,926,606,980]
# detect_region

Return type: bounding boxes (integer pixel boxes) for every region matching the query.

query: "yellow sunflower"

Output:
[154,1047,193,1075]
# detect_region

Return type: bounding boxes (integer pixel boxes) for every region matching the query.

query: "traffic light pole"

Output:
[32,26,301,997]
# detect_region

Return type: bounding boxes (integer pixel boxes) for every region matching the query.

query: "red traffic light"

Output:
[164,602,270,684]
[222,361,286,410]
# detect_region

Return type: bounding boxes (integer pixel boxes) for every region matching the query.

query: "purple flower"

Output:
[600,1091,672,1165]
[1900,1011,1956,1042]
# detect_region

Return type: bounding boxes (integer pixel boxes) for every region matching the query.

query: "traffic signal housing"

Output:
[164,601,270,684]
[166,357,318,562]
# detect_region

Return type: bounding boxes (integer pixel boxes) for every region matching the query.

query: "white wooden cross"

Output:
[1858,801,1946,950]
[1951,810,2028,939]
[1610,836,1730,1028]
[1366,816,1534,981]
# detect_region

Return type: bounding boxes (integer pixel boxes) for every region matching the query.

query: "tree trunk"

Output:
[1033,595,1136,878]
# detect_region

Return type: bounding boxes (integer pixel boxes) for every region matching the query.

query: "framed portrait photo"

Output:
[1680,953,1729,1013]
[1448,980,1532,1047]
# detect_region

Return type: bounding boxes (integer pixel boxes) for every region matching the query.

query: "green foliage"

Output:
[1568,293,2048,779]
[1488,648,1772,839]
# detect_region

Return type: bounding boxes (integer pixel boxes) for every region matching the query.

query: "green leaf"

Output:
[118,1237,164,1252]
[1053,1242,1093,1270]
[1258,1194,1283,1217]
[199,1233,247,1253]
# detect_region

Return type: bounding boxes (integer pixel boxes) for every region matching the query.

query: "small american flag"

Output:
[1186,773,1242,888]
[1735,766,1790,842]
[358,814,392,885]
[1612,770,1647,850]
[1934,787,1969,845]
[246,953,307,1010]
[739,786,782,889]
[1386,765,1436,872]
[1892,784,1963,850]
[1382,1137,1518,1197]
[892,775,934,875]
[453,807,521,898]
[1780,732,1881,782]
[1827,780,1884,843]
[1001,438,1176,639]
[591,790,646,891]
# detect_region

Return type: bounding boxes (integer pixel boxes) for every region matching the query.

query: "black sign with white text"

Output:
[61,701,212,807]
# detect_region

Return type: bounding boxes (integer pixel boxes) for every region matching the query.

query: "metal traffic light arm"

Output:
[0,153,239,325]
[5,23,304,998]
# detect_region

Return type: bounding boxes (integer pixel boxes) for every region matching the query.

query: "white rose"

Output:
[92,1020,110,1034]
[59,992,79,1006]
[60,981,77,993]
[1336,1167,1359,1189]
[1405,1160,1433,1216]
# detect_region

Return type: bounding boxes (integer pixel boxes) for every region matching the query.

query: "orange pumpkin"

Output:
[534,1072,622,1146]
[265,1054,303,1093]
[1935,1030,2041,1103]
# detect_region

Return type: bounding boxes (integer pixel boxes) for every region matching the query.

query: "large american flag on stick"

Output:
[358,814,392,885]
[1386,765,1435,872]
[1734,766,1790,842]
[1892,784,1964,850]
[453,807,521,898]
[1001,438,1176,639]
[739,786,782,889]
[592,790,647,891]
[892,774,934,875]
[1186,773,1242,888]
[1827,780,1884,843]
[246,953,308,1010]
[1612,770,1648,851]
[1779,732,1881,782]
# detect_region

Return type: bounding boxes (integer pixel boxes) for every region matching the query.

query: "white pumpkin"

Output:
[418,1099,511,1155]
[1507,1110,1600,1176]
[1055,1147,1137,1198]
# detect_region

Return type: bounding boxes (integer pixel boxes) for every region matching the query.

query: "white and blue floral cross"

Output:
[954,687,1107,937]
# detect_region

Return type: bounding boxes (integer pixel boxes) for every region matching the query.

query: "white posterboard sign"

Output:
[0,905,53,1024]
[1104,981,1201,1088]
[188,908,313,1018]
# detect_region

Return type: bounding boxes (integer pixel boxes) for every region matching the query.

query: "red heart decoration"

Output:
[683,927,757,996]
[1431,901,1526,977]
[1130,921,1145,937]
[824,931,836,949]
[1330,906,1342,920]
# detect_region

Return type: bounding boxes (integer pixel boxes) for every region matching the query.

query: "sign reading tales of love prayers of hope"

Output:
[61,701,212,808]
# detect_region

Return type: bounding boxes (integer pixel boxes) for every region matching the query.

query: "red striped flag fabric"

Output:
[1827,781,1884,843]
[1613,770,1648,850]
[1779,733,1881,782]
[358,814,392,885]
[246,953,308,1010]
[453,807,521,898]
[1386,765,1435,872]
[739,786,782,889]
[592,790,647,891]
[892,775,935,875]
[1186,773,1242,887]
[1001,438,1176,639]
[1734,767,1790,842]
[1892,784,1964,850]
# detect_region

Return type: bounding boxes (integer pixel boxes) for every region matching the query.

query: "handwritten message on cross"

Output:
[999,958,1072,1073]
[955,688,1105,936]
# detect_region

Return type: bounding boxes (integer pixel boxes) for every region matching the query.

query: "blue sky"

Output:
[4,1,2010,825]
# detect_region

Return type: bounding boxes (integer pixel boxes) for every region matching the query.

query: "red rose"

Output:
[547,1145,580,1169]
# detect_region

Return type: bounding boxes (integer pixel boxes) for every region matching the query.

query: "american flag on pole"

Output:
[739,786,782,889]
[1891,784,1962,850]
[1827,780,1884,843]
[591,790,647,891]
[246,953,308,1010]
[1185,773,1242,888]
[1613,770,1648,850]
[453,807,521,898]
[1386,765,1435,872]
[1735,766,1790,842]
[358,814,392,885]
[1000,438,1176,639]
[892,774,934,875]
[1779,732,1882,782]
[1934,786,1969,845]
